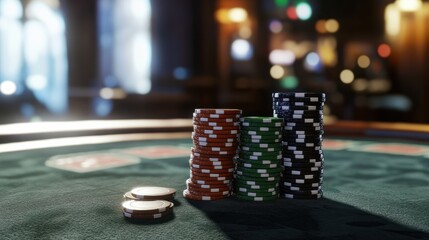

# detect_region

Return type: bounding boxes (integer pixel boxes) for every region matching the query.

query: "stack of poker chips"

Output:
[234,117,283,201]
[122,186,176,220]
[272,92,325,200]
[184,109,242,201]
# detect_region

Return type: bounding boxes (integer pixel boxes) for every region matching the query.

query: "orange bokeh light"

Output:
[377,44,391,58]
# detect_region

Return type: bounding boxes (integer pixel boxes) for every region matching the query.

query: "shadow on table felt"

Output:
[186,197,429,240]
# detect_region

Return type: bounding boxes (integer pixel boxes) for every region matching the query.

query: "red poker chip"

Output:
[186,178,230,190]
[192,131,239,139]
[193,128,239,135]
[190,176,232,185]
[193,120,240,127]
[194,109,242,115]
[183,189,229,201]
[191,148,237,157]
[190,154,235,163]
[187,187,230,195]
[190,173,233,182]
[187,187,230,196]
[193,124,240,131]
[190,170,234,179]
[190,166,234,174]
[192,136,237,143]
[186,184,231,194]
[194,145,238,152]
[193,112,240,119]
[193,140,239,148]
[193,116,239,123]
[189,160,234,169]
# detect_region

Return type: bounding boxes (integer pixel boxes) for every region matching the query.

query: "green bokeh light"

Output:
[281,76,299,89]
[274,0,289,7]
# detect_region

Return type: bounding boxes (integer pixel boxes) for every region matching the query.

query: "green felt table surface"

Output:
[0,138,428,240]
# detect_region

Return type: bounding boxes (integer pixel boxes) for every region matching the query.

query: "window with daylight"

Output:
[98,0,152,95]
[0,0,68,114]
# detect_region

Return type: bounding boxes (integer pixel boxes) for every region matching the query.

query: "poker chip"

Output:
[272,92,326,98]
[237,162,280,169]
[193,120,240,127]
[193,117,237,123]
[235,190,279,197]
[121,190,176,222]
[123,208,174,220]
[130,186,176,201]
[233,117,283,201]
[282,190,323,200]
[273,104,324,111]
[183,189,229,201]
[190,177,232,185]
[283,161,323,168]
[281,188,322,195]
[273,92,326,200]
[123,191,140,201]
[189,160,234,169]
[186,179,231,191]
[281,180,323,188]
[282,185,322,192]
[195,109,242,115]
[193,112,240,119]
[240,137,282,144]
[185,109,241,201]
[192,140,238,148]
[235,194,278,201]
[122,200,174,214]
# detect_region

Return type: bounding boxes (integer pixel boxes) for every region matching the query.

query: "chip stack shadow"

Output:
[234,117,283,201]
[184,109,242,201]
[272,92,325,199]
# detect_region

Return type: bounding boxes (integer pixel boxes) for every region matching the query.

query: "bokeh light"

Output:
[215,9,230,24]
[231,39,253,60]
[286,7,298,20]
[0,0,23,19]
[296,2,312,21]
[26,74,47,90]
[270,65,285,79]
[304,52,322,71]
[239,26,252,38]
[228,8,248,23]
[173,67,189,80]
[353,78,369,92]
[385,4,400,36]
[274,0,289,8]
[340,69,354,84]
[325,19,339,33]
[269,49,296,65]
[315,20,327,33]
[357,55,371,68]
[378,44,391,58]
[0,81,17,95]
[269,20,283,33]
[281,76,298,89]
[395,0,422,12]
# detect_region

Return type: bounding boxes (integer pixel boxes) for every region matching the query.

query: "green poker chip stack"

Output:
[234,117,284,201]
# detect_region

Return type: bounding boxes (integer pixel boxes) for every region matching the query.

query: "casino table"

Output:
[0,119,428,240]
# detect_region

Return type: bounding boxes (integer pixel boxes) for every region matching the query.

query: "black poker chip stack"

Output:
[272,92,325,199]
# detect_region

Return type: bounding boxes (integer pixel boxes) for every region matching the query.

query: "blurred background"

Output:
[0,0,428,124]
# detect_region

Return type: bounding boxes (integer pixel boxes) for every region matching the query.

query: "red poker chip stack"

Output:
[184,109,242,201]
